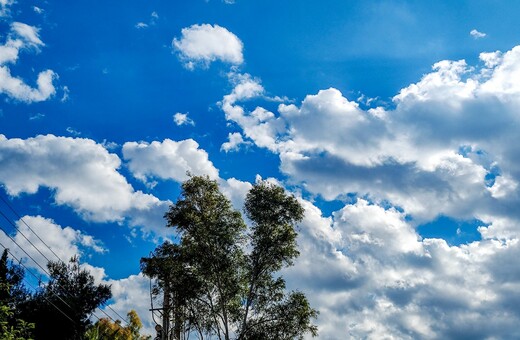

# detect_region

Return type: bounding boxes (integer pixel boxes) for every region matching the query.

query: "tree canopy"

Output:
[18,256,112,340]
[84,310,151,340]
[141,176,317,340]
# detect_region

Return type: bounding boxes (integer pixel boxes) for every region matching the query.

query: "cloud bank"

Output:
[214,43,520,338]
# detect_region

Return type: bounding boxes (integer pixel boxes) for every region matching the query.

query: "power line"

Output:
[0,193,62,262]
[2,244,126,339]
[0,209,55,267]
[0,243,77,325]
[0,192,130,325]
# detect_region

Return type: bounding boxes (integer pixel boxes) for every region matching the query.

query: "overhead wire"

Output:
[0,242,77,325]
[2,244,126,339]
[0,194,129,325]
[0,193,62,262]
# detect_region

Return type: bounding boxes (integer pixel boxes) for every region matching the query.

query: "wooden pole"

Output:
[162,285,170,340]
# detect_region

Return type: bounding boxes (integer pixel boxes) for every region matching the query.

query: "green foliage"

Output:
[19,256,112,340]
[0,250,29,311]
[84,310,151,340]
[141,176,318,340]
[0,249,33,340]
[0,303,34,340]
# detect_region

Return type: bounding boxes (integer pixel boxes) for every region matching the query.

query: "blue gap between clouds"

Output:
[417,215,485,246]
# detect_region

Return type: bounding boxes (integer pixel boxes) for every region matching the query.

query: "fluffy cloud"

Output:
[212,44,520,337]
[221,45,520,224]
[173,24,243,69]
[0,134,170,234]
[173,112,195,126]
[102,274,156,336]
[0,22,56,102]
[279,198,520,339]
[0,215,106,275]
[221,132,249,152]
[122,138,219,184]
[0,67,56,102]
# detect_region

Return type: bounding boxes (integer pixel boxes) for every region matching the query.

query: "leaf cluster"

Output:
[141,176,318,340]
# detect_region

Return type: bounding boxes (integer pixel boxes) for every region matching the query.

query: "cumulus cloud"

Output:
[173,112,195,126]
[102,274,155,336]
[221,132,249,152]
[212,44,520,337]
[0,22,56,102]
[279,198,520,339]
[0,215,106,275]
[470,28,487,39]
[0,134,170,234]
[173,24,243,69]
[220,45,520,224]
[122,138,219,184]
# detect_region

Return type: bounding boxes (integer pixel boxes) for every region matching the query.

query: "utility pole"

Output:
[173,291,181,340]
[162,284,170,340]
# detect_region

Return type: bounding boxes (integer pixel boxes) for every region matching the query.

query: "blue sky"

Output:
[2,0,520,338]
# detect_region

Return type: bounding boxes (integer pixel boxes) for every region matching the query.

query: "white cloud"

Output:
[173,24,243,69]
[0,215,106,275]
[11,22,44,47]
[0,134,170,235]
[0,67,56,102]
[480,51,502,70]
[122,138,219,184]
[173,112,195,126]
[213,45,520,337]
[102,274,156,336]
[33,6,44,14]
[0,0,14,16]
[218,177,252,211]
[220,73,286,151]
[0,22,56,103]
[220,45,520,224]
[280,198,520,339]
[470,29,487,39]
[135,11,159,29]
[221,132,249,152]
[61,85,70,102]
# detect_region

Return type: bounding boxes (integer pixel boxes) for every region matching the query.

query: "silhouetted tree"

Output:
[19,256,111,340]
[142,176,317,340]
[0,249,33,339]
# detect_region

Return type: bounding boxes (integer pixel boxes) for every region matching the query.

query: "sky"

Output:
[2,0,520,338]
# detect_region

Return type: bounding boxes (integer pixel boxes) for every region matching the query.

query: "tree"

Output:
[84,310,151,340]
[19,256,112,340]
[141,176,317,340]
[239,181,318,339]
[0,249,29,310]
[0,249,33,340]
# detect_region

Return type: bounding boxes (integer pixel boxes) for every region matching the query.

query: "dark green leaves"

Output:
[143,176,317,340]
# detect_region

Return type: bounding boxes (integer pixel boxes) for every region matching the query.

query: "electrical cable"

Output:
[0,209,55,267]
[0,194,130,325]
[0,219,121,326]
[3,244,127,339]
[0,243,77,325]
[0,193,62,262]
